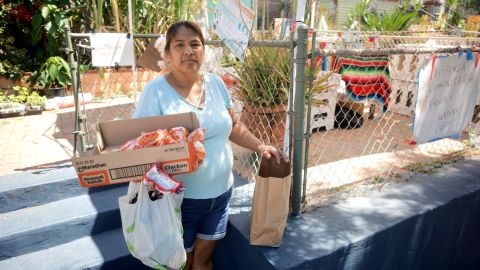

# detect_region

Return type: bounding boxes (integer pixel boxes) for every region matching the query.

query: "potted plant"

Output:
[0,86,46,116]
[0,91,26,118]
[29,56,71,98]
[25,91,46,115]
[233,46,291,149]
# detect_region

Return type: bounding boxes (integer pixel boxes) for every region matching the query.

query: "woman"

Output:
[133,21,287,270]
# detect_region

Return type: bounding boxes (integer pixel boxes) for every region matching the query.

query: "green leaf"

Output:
[31,14,43,45]
[54,14,63,28]
[41,6,50,19]
[126,222,135,234]
[153,264,167,270]
[47,37,57,56]
[79,64,90,73]
[59,57,70,73]
[126,240,135,253]
[48,61,59,82]
[44,21,52,33]
[57,72,67,87]
[175,207,181,214]
[40,70,49,88]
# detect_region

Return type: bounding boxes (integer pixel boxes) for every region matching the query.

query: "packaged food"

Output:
[120,137,141,151]
[193,141,206,162]
[188,128,205,144]
[188,128,206,163]
[169,127,190,143]
[143,164,183,193]
[120,127,207,172]
[122,128,178,151]
[138,130,165,147]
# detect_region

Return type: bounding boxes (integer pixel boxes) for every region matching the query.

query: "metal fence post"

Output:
[292,23,309,216]
[64,23,85,153]
[303,30,316,204]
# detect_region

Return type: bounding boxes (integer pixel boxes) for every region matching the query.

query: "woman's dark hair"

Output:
[164,21,205,53]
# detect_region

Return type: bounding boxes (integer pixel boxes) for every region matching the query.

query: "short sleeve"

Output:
[213,74,233,109]
[132,80,163,118]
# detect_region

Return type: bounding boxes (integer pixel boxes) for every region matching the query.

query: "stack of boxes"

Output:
[307,90,337,132]
[305,72,341,132]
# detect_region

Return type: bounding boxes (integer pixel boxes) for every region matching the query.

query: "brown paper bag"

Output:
[250,157,291,247]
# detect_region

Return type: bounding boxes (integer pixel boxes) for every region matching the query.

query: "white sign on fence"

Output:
[212,0,254,61]
[413,53,480,143]
[90,33,134,67]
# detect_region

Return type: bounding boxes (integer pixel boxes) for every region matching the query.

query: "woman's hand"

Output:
[147,181,156,191]
[257,144,289,164]
[132,179,156,191]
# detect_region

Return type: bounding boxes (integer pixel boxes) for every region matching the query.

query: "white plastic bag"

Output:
[119,181,186,269]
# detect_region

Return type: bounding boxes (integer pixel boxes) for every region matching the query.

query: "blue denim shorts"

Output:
[181,187,233,253]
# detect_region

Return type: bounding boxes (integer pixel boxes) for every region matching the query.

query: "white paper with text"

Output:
[90,33,134,67]
[212,0,254,61]
[413,54,480,143]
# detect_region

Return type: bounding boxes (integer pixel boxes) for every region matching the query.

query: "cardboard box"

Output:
[72,112,200,187]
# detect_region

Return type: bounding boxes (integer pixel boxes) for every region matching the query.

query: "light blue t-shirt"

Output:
[133,73,234,199]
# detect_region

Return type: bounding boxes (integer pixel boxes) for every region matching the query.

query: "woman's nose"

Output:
[184,46,194,55]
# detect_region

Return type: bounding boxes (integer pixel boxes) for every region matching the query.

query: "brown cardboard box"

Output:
[72,112,200,187]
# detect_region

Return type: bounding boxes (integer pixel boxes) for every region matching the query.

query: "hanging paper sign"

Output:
[413,53,480,143]
[90,33,134,67]
[295,0,307,22]
[274,18,295,41]
[212,0,254,61]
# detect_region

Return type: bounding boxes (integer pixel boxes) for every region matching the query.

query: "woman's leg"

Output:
[184,252,194,270]
[184,187,232,270]
[192,239,218,270]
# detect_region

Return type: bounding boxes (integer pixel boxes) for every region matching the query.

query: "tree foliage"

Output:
[445,0,464,28]
[1,0,201,82]
[0,0,83,81]
[348,0,422,31]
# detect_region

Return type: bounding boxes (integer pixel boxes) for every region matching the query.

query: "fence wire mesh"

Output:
[302,30,480,211]
[70,34,292,210]
[69,29,480,214]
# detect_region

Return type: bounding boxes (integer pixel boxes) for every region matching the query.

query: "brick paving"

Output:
[0,98,135,176]
[0,109,75,176]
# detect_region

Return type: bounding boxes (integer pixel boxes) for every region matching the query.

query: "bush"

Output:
[29,56,72,89]
[26,92,47,107]
[0,3,30,80]
[0,1,82,81]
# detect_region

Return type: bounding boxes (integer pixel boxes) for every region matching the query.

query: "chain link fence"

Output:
[302,29,480,211]
[68,27,480,215]
[68,32,293,210]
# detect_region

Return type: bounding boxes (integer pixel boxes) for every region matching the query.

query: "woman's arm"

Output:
[228,109,288,163]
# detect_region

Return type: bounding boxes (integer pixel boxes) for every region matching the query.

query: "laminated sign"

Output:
[90,33,134,67]
[212,0,254,61]
[413,53,480,143]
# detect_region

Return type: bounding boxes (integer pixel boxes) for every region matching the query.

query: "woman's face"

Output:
[165,27,204,74]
